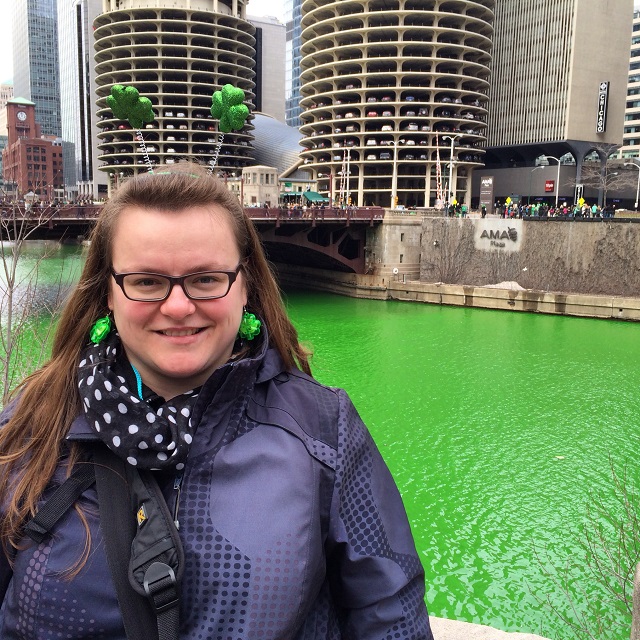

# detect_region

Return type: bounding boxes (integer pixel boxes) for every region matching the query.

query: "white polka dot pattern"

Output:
[78,333,198,470]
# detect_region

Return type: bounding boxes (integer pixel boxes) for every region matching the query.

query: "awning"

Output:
[303,191,330,203]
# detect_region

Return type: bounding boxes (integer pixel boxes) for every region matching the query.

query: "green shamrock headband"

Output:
[208,84,250,173]
[211,84,250,133]
[106,82,250,175]
[107,84,156,173]
[107,85,155,130]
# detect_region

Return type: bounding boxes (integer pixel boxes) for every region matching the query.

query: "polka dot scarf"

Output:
[78,333,198,471]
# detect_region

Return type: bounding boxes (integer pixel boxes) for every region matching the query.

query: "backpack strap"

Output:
[23,464,96,544]
[0,464,96,606]
[5,447,183,640]
[93,445,159,640]
[93,445,183,640]
[126,466,185,640]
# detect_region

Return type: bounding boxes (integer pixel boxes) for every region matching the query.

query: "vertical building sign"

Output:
[596,81,609,134]
[479,176,494,208]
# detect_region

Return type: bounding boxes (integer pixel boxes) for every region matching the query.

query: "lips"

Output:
[158,328,204,337]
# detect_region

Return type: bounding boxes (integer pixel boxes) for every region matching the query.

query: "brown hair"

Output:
[0,162,310,559]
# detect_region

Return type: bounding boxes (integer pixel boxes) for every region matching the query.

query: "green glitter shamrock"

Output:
[210,84,249,133]
[89,315,112,345]
[107,85,155,130]
[238,313,261,341]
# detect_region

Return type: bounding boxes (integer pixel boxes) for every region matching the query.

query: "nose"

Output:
[159,282,196,318]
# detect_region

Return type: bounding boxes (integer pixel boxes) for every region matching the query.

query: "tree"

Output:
[535,459,640,639]
[566,146,637,206]
[422,217,475,283]
[576,162,637,206]
[0,197,67,405]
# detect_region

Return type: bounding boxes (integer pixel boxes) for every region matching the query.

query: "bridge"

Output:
[0,204,385,273]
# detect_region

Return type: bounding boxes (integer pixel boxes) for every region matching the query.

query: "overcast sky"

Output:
[0,1,636,88]
[0,0,285,87]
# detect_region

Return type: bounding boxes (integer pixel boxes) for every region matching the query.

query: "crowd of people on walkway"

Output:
[495,201,618,218]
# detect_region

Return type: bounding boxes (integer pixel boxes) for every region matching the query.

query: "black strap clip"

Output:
[143,562,179,614]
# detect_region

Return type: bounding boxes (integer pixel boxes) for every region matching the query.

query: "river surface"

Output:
[286,290,638,640]
[7,242,640,639]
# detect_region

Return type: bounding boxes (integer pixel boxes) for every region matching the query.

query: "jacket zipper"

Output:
[173,473,183,530]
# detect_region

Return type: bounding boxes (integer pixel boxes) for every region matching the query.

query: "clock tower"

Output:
[2,97,63,200]
[6,99,38,145]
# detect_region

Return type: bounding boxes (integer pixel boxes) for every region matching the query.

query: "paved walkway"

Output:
[430,617,550,639]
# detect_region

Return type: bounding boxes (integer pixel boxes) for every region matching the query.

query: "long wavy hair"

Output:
[0,162,311,561]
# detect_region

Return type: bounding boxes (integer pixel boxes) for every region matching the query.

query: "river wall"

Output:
[419,217,640,297]
[275,214,640,320]
[274,265,640,321]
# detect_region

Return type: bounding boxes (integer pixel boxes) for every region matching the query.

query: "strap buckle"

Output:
[143,562,179,614]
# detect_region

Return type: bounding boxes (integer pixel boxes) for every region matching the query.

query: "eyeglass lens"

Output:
[122,272,232,300]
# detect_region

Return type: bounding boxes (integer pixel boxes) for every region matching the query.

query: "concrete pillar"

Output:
[453,166,459,203]
[423,162,432,208]
[465,171,472,209]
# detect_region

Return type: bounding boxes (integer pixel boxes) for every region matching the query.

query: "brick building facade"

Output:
[2,98,64,200]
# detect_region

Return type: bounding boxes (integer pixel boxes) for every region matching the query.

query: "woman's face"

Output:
[108,204,247,400]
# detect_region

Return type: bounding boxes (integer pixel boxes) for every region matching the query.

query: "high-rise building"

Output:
[619,9,640,159]
[475,0,633,205]
[0,83,15,138]
[298,0,493,208]
[0,84,15,191]
[58,0,106,200]
[249,15,286,123]
[488,0,633,166]
[12,0,62,138]
[0,85,14,110]
[94,0,257,185]
[284,0,303,127]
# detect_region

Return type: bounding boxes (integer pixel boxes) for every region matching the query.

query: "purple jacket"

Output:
[0,338,433,639]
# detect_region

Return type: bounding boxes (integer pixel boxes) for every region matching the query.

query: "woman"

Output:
[0,163,433,639]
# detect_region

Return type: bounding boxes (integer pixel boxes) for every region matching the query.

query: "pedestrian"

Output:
[481,203,487,218]
[0,162,433,639]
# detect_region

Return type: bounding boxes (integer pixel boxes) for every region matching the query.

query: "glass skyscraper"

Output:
[284,0,302,127]
[57,0,105,197]
[12,0,62,138]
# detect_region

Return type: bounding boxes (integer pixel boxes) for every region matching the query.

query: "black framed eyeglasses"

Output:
[111,265,242,302]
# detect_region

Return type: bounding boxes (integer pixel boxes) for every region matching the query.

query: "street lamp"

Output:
[529,166,543,205]
[542,155,561,208]
[443,134,463,208]
[624,161,640,210]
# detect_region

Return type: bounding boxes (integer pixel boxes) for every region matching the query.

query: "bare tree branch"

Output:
[0,193,69,405]
[533,457,640,638]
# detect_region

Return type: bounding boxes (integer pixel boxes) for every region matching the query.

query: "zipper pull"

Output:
[173,473,183,530]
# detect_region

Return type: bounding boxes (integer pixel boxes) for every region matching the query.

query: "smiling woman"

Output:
[108,203,248,400]
[0,162,434,639]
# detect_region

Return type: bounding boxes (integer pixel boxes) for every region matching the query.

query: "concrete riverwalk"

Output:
[431,617,551,639]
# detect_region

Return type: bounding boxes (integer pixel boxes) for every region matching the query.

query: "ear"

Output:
[107,285,114,311]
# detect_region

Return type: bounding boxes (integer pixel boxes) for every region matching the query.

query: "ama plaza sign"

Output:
[474,219,523,252]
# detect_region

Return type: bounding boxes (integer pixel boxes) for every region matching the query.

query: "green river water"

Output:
[7,242,640,639]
